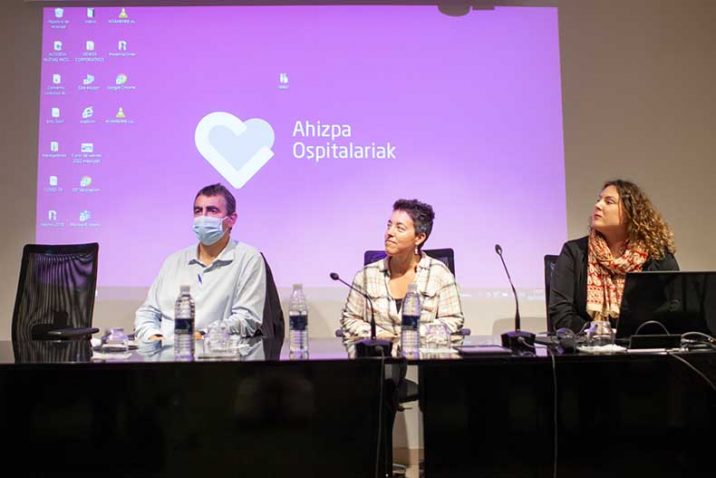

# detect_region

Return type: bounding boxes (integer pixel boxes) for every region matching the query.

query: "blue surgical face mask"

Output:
[193,216,228,246]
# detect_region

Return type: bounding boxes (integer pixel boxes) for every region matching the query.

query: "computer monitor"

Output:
[616,271,716,338]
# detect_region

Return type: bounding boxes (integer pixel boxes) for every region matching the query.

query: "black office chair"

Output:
[364,247,456,277]
[12,339,92,363]
[357,250,465,477]
[259,253,284,359]
[259,253,284,341]
[367,249,462,476]
[544,254,559,334]
[361,249,470,405]
[11,243,100,341]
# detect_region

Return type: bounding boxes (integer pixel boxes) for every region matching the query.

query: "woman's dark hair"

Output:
[393,199,435,250]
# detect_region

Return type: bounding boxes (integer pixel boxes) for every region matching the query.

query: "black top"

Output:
[548,236,679,333]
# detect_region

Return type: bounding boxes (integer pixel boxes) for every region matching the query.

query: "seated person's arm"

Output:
[654,252,679,272]
[339,270,374,342]
[339,273,398,357]
[549,243,586,333]
[435,278,465,339]
[224,252,267,337]
[134,274,165,342]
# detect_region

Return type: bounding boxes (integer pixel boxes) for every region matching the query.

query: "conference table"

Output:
[0,338,387,477]
[1,337,714,477]
[419,342,716,478]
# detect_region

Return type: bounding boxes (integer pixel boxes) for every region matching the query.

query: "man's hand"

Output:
[149,332,203,340]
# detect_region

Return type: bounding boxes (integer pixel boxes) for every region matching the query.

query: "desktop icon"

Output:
[82,106,94,119]
[81,143,94,153]
[115,73,127,85]
[49,176,58,187]
[79,210,91,222]
[80,176,92,187]
[50,141,59,152]
[48,210,57,221]
[87,8,95,19]
[53,41,63,52]
[52,74,61,85]
[51,107,60,118]
[86,40,95,51]
[119,8,129,19]
[115,107,126,119]
[54,8,64,19]
[117,40,127,51]
[82,74,95,85]
[279,72,290,90]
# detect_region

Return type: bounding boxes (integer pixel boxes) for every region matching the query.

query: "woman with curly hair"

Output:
[549,179,678,333]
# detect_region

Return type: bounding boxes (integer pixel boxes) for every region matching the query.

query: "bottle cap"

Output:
[292,283,303,289]
[180,285,191,294]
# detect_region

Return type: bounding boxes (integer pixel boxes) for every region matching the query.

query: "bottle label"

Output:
[175,317,194,333]
[401,314,419,330]
[289,313,308,331]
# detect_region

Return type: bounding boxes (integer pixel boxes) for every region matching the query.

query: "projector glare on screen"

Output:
[37,6,566,292]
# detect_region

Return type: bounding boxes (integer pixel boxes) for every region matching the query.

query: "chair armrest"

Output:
[45,327,99,339]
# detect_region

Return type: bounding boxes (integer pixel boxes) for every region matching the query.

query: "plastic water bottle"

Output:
[288,283,309,354]
[174,285,195,360]
[401,282,421,356]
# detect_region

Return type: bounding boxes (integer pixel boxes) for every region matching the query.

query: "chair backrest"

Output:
[363,248,456,276]
[259,253,285,343]
[544,254,559,334]
[12,243,99,341]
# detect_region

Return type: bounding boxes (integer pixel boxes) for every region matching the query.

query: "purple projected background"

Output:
[37,5,565,289]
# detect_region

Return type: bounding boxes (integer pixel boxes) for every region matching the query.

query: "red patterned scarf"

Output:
[586,231,648,320]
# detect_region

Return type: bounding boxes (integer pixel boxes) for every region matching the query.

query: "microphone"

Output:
[330,272,392,358]
[494,244,535,352]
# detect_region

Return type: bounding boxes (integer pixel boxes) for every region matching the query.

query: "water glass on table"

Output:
[204,320,230,355]
[586,320,615,347]
[421,322,451,353]
[101,328,129,353]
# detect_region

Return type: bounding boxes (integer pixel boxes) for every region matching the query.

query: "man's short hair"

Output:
[195,183,236,216]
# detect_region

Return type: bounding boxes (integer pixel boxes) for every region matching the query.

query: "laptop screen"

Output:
[616,271,716,338]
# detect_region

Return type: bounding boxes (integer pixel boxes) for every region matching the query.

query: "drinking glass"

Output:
[204,320,230,354]
[421,322,451,352]
[101,328,129,353]
[586,320,615,347]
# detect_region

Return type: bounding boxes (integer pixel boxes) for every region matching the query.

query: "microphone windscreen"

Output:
[329,272,340,281]
[494,244,502,255]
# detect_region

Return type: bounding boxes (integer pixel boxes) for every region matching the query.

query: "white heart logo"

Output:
[194,111,275,189]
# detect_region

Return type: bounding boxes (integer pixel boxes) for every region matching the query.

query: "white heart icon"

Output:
[194,111,275,189]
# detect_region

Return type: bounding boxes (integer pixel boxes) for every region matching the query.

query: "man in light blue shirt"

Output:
[134,183,266,342]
